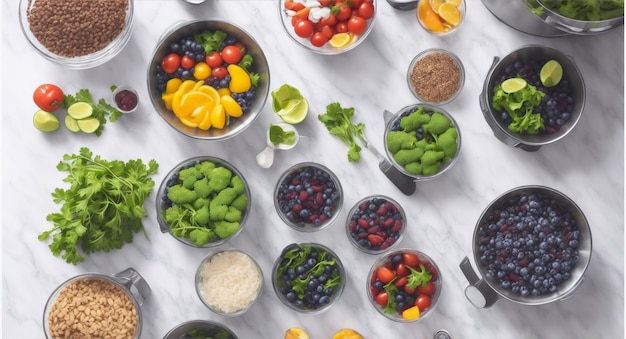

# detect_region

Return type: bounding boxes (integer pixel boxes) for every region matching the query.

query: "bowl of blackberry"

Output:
[479,44,585,151]
[272,243,346,313]
[460,185,592,308]
[274,162,343,232]
[147,20,270,140]
[346,195,406,254]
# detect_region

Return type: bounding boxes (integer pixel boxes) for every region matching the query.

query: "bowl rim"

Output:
[162,319,238,339]
[156,156,251,248]
[345,194,407,254]
[407,47,466,105]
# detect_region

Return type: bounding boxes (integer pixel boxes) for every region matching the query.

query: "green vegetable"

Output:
[386,131,417,154]
[393,148,424,166]
[194,30,227,55]
[269,124,297,146]
[405,264,433,290]
[423,112,452,135]
[272,84,304,113]
[167,185,198,204]
[492,78,545,134]
[381,280,399,315]
[537,0,624,21]
[208,167,233,193]
[62,89,123,137]
[187,328,233,339]
[39,147,159,265]
[318,102,368,163]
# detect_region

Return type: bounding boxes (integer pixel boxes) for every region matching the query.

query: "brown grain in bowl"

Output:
[409,52,461,103]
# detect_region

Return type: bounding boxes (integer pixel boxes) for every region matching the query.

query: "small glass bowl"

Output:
[273,162,343,232]
[272,243,346,314]
[111,86,139,114]
[416,0,466,37]
[19,0,134,69]
[367,249,442,322]
[345,195,406,254]
[407,48,465,105]
[195,249,263,316]
[278,0,377,55]
[163,320,238,339]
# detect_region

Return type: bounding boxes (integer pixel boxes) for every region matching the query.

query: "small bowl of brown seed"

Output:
[407,48,465,105]
[19,0,134,69]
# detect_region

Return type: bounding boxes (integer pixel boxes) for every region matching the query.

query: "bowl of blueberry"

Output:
[460,185,592,308]
[479,44,585,152]
[273,162,343,232]
[272,243,346,313]
[346,195,406,254]
[147,19,270,140]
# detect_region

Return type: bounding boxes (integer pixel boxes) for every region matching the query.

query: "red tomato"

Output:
[416,281,436,296]
[212,66,228,79]
[376,266,395,284]
[393,276,407,288]
[320,25,335,39]
[427,263,439,281]
[291,15,302,26]
[221,45,242,64]
[205,51,223,68]
[284,0,305,11]
[404,284,416,294]
[294,19,314,38]
[358,2,375,19]
[319,0,332,5]
[161,53,181,74]
[319,13,337,27]
[374,291,389,306]
[234,42,247,56]
[335,2,352,21]
[310,32,328,47]
[415,294,432,311]
[348,16,367,35]
[351,0,364,8]
[181,55,195,69]
[336,22,349,33]
[33,84,64,112]
[403,253,420,268]
[395,263,409,277]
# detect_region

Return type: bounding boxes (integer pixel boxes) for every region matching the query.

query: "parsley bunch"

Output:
[62,89,123,136]
[318,102,368,162]
[39,147,159,265]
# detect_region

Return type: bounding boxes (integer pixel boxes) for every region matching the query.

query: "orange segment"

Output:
[198,105,212,130]
[199,85,221,104]
[438,2,461,26]
[165,78,183,94]
[180,116,199,128]
[161,92,175,110]
[178,92,213,118]
[418,0,445,32]
[210,104,226,129]
[430,0,446,13]
[446,0,462,6]
[171,80,196,115]
[221,95,243,118]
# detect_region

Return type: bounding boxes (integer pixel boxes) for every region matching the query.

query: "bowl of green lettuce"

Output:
[526,0,623,34]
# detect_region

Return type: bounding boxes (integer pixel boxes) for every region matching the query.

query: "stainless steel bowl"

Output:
[163,320,238,339]
[147,20,269,140]
[479,44,585,152]
[460,185,592,308]
[527,0,624,35]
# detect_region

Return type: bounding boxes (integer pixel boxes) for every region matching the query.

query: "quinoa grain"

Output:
[409,52,462,104]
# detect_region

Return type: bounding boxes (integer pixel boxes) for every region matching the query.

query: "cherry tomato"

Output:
[221,45,242,64]
[403,253,420,268]
[416,281,436,295]
[415,294,432,311]
[310,32,328,47]
[427,263,439,281]
[396,263,409,277]
[319,0,332,5]
[205,51,223,68]
[348,16,367,35]
[351,0,364,8]
[161,53,181,74]
[319,13,337,27]
[284,0,305,11]
[335,3,353,21]
[320,25,335,39]
[374,291,389,306]
[376,266,395,284]
[212,66,228,79]
[358,1,375,19]
[33,84,64,112]
[294,19,314,38]
[181,55,196,69]
[336,22,349,33]
[393,276,408,288]
[291,15,302,26]
[234,42,247,56]
[403,284,416,294]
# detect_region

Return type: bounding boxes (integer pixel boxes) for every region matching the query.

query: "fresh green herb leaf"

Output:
[382,280,399,314]
[318,102,368,163]
[539,0,624,21]
[62,89,123,136]
[405,264,433,290]
[492,78,546,135]
[239,54,254,70]
[194,30,227,55]
[269,124,297,146]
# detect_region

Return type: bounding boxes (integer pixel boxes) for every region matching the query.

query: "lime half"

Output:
[67,102,93,119]
[277,99,309,124]
[77,117,101,134]
[64,115,80,133]
[501,78,527,94]
[33,110,60,132]
[540,60,563,87]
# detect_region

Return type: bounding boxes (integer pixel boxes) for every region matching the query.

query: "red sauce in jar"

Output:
[115,89,138,112]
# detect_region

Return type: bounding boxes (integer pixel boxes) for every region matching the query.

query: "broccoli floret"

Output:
[208,167,233,192]
[178,167,201,189]
[214,221,240,239]
[189,228,216,246]
[195,161,216,178]
[224,206,242,222]
[423,112,452,135]
[405,162,423,175]
[230,175,245,195]
[167,185,197,204]
[231,194,248,211]
[164,205,185,224]
[400,109,431,131]
[386,131,417,154]
[193,198,210,210]
[210,187,238,207]
[438,127,458,157]
[393,148,424,166]
[422,162,442,176]
[194,205,210,226]
[209,204,228,221]
[193,177,211,198]
[421,150,445,166]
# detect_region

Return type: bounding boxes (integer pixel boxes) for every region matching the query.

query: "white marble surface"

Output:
[2,1,624,338]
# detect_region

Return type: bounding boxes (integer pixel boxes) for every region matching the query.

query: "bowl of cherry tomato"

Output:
[367,249,442,322]
[279,0,377,55]
[147,20,270,140]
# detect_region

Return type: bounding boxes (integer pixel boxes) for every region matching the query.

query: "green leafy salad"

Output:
[530,0,624,21]
[492,78,546,134]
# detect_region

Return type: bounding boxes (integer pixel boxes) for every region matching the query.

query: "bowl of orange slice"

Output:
[416,0,465,36]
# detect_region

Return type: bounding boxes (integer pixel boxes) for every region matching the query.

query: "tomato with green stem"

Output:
[33,84,64,112]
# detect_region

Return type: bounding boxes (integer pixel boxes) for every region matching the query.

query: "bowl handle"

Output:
[459,256,499,308]
[112,267,152,307]
[385,0,418,11]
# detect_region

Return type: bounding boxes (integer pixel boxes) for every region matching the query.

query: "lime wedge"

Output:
[278,99,309,124]
[33,110,60,132]
[67,102,93,119]
[501,78,527,94]
[64,114,80,132]
[540,60,563,87]
[77,117,101,134]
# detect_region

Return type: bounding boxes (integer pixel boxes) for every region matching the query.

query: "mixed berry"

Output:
[347,196,404,252]
[275,164,342,229]
[477,191,582,297]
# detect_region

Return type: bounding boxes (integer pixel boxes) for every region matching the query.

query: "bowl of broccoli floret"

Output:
[383,103,461,181]
[156,156,251,248]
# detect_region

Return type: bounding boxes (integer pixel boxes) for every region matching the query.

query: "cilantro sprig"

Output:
[318,102,368,162]
[62,89,123,136]
[38,147,159,265]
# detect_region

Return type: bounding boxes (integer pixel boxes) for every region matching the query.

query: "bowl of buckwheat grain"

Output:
[19,0,134,69]
[407,48,465,105]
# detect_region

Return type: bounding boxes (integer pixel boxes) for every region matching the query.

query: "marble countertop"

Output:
[2,1,624,338]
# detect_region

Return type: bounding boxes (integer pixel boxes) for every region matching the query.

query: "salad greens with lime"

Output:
[492,77,546,134]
